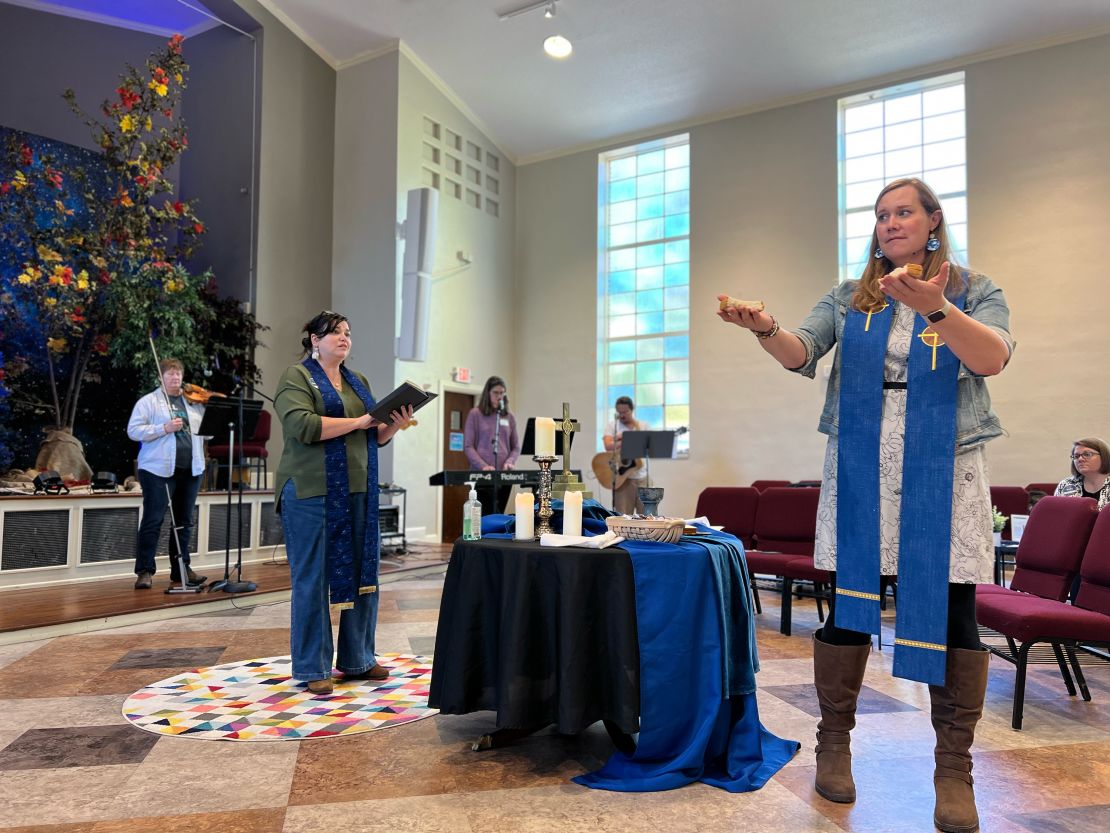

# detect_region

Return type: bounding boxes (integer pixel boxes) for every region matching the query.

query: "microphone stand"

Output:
[209,376,257,594]
[491,401,502,513]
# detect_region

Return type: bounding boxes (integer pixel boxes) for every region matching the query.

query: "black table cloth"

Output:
[428,538,640,735]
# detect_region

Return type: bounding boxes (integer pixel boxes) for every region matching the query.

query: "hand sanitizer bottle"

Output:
[462,481,482,541]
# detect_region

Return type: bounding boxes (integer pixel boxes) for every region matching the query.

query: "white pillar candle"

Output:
[535,417,556,456]
[515,491,535,540]
[563,490,583,537]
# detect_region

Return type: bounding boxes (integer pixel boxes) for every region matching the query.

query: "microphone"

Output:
[499,395,506,414]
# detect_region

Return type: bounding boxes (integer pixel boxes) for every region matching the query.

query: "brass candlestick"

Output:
[533,455,557,536]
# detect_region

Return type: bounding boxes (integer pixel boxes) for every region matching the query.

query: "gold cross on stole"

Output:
[917,328,944,370]
[864,301,888,332]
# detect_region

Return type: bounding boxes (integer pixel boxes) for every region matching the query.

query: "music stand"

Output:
[617,430,677,483]
[199,397,262,594]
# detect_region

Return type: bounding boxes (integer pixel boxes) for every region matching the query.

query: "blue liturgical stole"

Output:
[835,291,965,685]
[302,359,380,610]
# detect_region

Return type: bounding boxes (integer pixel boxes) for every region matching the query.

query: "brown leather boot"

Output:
[812,635,871,803]
[930,647,990,833]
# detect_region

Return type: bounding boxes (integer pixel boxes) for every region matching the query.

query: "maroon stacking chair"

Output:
[1025,482,1060,502]
[695,486,761,610]
[744,487,829,635]
[976,497,1106,729]
[207,409,272,489]
[750,479,790,493]
[694,487,759,549]
[989,485,1030,540]
[977,496,1099,601]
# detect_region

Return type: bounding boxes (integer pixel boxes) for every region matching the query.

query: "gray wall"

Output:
[331,51,401,482]
[226,0,337,464]
[0,4,165,151]
[181,25,257,305]
[515,34,1110,518]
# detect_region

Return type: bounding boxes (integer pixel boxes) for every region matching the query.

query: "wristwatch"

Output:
[926,300,952,323]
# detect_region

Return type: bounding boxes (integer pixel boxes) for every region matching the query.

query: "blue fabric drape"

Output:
[575,531,798,792]
[300,359,380,609]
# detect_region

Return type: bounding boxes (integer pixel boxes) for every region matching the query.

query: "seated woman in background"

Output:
[1055,437,1110,510]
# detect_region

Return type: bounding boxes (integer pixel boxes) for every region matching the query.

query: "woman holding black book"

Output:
[274,310,414,695]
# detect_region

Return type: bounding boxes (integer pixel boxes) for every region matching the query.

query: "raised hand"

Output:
[877,261,950,315]
[716,294,774,330]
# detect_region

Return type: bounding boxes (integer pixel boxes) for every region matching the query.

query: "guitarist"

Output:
[603,396,648,514]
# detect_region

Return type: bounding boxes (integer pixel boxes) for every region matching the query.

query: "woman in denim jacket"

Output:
[718,178,1012,833]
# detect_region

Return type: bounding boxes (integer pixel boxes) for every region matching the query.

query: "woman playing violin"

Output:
[127,358,208,590]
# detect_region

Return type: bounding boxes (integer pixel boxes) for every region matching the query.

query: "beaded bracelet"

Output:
[752,315,779,340]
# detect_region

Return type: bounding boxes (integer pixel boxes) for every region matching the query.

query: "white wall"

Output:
[965,34,1110,483]
[516,34,1110,518]
[392,51,517,538]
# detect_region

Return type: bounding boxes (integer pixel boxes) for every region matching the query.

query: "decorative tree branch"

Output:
[0,35,213,435]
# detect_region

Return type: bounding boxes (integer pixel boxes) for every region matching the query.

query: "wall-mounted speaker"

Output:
[402,186,438,276]
[397,271,430,363]
[397,187,439,362]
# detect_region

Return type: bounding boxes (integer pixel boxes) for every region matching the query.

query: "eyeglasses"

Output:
[1071,451,1100,461]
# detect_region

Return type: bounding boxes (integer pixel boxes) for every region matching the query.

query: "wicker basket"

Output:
[605,516,685,544]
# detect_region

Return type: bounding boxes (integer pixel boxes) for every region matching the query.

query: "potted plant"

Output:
[991,505,1007,547]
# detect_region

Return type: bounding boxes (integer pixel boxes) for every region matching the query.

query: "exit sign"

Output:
[453,366,471,383]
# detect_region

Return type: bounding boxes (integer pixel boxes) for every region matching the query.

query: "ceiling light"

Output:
[544,3,556,18]
[543,34,573,59]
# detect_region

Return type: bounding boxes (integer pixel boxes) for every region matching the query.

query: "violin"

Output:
[182,383,227,405]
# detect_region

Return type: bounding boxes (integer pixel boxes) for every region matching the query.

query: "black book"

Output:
[370,381,437,424]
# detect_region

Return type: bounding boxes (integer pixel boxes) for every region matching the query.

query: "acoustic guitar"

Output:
[591,425,689,491]
[591,452,643,491]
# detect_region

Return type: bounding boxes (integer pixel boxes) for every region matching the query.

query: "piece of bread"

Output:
[719,296,766,313]
[889,263,924,279]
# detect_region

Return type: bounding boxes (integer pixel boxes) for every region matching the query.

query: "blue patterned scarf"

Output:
[834,290,965,685]
[301,359,380,610]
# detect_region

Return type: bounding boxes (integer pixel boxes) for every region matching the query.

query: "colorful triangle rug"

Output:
[122,653,436,741]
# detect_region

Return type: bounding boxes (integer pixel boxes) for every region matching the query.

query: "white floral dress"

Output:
[813,301,994,584]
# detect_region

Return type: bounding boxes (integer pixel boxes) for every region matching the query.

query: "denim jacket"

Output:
[789,271,1014,448]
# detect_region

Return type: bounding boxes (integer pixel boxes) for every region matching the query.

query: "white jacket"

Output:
[127,389,206,477]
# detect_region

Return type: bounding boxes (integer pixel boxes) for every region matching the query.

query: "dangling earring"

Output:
[925,232,940,252]
[311,345,319,361]
[874,247,885,259]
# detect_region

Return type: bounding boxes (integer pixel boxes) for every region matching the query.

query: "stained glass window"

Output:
[598,135,690,456]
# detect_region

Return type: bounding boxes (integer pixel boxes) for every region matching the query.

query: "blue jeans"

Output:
[280,480,380,682]
[135,467,201,577]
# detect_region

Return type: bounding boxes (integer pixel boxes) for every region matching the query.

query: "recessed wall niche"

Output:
[419,116,501,217]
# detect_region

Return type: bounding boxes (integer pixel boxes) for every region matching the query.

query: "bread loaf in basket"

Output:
[605,516,685,544]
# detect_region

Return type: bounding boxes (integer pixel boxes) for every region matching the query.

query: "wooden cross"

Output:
[558,401,579,474]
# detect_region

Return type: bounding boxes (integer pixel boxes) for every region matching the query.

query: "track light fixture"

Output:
[498,0,560,22]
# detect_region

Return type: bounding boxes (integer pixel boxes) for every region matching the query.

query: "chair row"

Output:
[989,483,1066,539]
[975,495,1110,729]
[696,486,829,636]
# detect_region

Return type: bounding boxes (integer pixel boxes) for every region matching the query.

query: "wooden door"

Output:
[442,390,475,542]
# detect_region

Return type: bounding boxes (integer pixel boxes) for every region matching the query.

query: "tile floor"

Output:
[0,572,1108,832]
